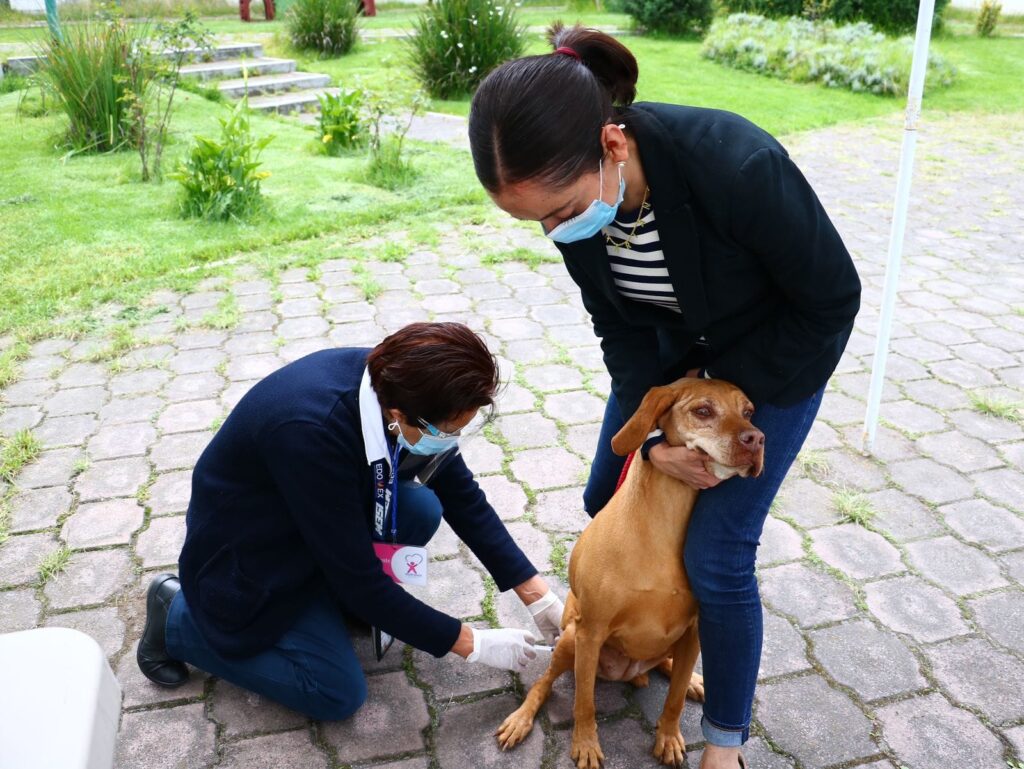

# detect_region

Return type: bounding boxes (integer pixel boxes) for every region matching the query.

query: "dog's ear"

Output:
[610,386,679,456]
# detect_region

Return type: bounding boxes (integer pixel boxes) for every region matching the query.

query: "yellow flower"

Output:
[323,134,333,143]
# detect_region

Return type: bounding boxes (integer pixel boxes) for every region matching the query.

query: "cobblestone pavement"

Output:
[1,111,1023,769]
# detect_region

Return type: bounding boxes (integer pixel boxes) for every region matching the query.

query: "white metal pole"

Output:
[862,0,936,453]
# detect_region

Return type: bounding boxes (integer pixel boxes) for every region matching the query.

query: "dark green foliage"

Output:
[407,0,527,99]
[720,0,949,34]
[0,74,29,94]
[623,0,713,35]
[976,0,1001,37]
[287,0,360,56]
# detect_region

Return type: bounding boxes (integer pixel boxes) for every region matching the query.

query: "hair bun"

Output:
[546,22,638,106]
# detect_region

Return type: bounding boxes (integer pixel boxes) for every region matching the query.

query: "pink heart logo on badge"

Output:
[405,553,423,575]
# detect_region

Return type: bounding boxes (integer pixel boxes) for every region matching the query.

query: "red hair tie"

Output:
[555,46,581,61]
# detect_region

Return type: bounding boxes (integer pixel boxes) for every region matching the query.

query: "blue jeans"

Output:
[165,480,443,720]
[584,387,824,747]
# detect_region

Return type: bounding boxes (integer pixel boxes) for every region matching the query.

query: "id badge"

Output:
[373,626,395,661]
[372,542,428,587]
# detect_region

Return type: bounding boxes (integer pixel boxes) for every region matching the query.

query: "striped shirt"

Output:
[603,202,681,314]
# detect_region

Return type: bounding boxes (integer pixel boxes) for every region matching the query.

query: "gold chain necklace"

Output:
[604,186,651,249]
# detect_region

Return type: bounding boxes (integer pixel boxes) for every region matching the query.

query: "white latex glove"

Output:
[466,628,538,670]
[526,589,565,645]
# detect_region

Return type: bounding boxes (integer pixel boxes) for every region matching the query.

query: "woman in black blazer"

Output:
[468,24,860,768]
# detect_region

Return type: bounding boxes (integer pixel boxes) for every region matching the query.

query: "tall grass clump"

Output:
[170,100,273,221]
[976,0,1001,37]
[287,0,360,55]
[35,17,150,152]
[702,13,957,95]
[408,0,527,98]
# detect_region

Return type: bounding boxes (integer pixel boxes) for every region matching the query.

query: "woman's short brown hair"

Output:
[367,322,500,425]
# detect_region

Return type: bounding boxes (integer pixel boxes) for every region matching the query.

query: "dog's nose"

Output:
[739,429,765,450]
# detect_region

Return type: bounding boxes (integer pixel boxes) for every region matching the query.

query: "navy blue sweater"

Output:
[178,348,537,658]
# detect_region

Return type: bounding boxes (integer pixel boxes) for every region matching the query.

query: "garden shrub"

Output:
[702,13,956,95]
[287,0,360,56]
[171,100,273,221]
[316,87,367,154]
[35,17,150,152]
[362,90,427,190]
[858,0,949,34]
[976,0,1001,37]
[622,0,713,36]
[720,0,947,33]
[408,0,526,99]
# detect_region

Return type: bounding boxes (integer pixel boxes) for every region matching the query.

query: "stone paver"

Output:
[320,672,429,763]
[437,694,544,769]
[0,112,1022,769]
[809,620,925,701]
[876,693,1004,769]
[865,576,969,642]
[116,702,216,769]
[62,498,145,549]
[755,675,877,767]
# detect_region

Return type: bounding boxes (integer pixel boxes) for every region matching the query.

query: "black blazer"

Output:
[178,348,536,659]
[557,102,861,417]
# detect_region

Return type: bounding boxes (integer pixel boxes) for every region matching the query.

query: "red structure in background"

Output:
[239,0,275,21]
[239,0,373,20]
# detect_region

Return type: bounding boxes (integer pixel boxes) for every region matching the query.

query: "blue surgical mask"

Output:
[390,420,460,456]
[545,159,626,244]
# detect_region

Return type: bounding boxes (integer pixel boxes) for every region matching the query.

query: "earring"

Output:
[387,420,400,432]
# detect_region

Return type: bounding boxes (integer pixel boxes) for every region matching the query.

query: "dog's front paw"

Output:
[686,672,705,702]
[571,729,605,769]
[653,727,686,767]
[495,708,534,750]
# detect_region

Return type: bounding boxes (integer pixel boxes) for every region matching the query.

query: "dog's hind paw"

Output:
[653,728,686,767]
[629,672,650,688]
[495,710,534,750]
[686,673,705,703]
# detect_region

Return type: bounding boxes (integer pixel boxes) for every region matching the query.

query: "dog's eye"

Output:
[743,409,754,419]
[694,406,713,418]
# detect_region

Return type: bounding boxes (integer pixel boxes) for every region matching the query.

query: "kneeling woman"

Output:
[137,322,563,719]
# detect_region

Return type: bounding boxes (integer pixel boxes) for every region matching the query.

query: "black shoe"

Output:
[137,573,189,687]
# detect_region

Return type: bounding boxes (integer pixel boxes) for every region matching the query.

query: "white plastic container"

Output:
[0,627,121,769]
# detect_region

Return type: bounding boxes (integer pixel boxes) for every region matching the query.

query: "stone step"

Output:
[2,42,264,75]
[218,71,332,99]
[247,87,340,115]
[180,56,295,81]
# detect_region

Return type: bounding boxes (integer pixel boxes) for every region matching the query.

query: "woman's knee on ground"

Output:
[301,664,368,721]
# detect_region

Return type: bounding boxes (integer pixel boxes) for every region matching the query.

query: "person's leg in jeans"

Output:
[583,392,628,517]
[163,479,445,719]
[684,387,823,756]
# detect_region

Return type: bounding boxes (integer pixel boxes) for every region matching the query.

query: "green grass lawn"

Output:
[1,3,1022,341]
[0,89,490,337]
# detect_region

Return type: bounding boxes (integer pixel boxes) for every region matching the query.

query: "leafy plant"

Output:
[976,0,1001,37]
[702,13,957,96]
[34,16,150,153]
[0,74,29,94]
[287,0,360,55]
[407,0,527,99]
[623,0,713,36]
[171,99,273,221]
[120,11,215,181]
[316,87,367,154]
[363,89,427,190]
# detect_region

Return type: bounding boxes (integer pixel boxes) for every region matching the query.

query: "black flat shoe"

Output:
[137,573,189,687]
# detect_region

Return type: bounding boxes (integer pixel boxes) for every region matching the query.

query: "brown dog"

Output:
[496,377,765,768]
